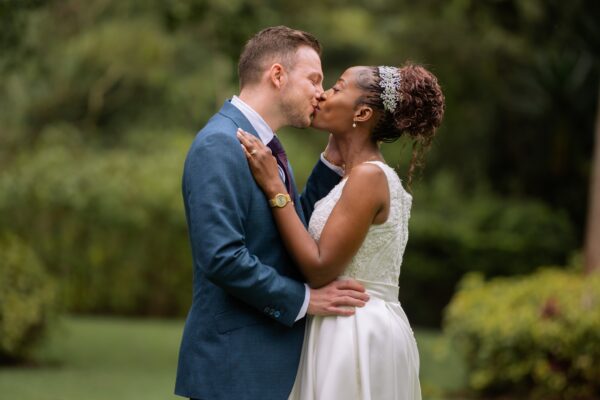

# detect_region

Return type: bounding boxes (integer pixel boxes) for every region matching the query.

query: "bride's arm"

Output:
[238,130,388,288]
[273,165,387,288]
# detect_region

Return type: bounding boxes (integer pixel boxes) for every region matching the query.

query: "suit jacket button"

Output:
[274,311,281,318]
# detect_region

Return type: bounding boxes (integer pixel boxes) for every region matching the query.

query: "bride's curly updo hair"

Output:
[356,63,445,188]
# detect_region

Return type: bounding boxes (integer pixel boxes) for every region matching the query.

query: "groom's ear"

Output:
[269,63,286,89]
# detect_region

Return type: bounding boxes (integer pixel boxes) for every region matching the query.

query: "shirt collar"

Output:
[230,95,275,144]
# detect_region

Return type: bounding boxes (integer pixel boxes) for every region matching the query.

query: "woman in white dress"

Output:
[237,64,444,400]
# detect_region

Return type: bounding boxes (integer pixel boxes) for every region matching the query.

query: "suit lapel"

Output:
[218,100,303,219]
[218,100,261,140]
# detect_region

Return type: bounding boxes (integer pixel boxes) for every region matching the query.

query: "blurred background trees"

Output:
[1,0,597,319]
[1,1,599,394]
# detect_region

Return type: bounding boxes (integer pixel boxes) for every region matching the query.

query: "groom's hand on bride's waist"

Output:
[307,279,369,317]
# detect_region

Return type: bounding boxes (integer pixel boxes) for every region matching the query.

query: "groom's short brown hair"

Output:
[238,26,322,89]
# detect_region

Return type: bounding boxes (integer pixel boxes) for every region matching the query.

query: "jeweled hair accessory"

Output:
[377,66,401,113]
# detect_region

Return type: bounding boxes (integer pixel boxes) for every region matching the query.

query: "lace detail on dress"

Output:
[308,161,412,285]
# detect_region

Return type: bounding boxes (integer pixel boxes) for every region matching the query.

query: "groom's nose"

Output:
[316,84,324,99]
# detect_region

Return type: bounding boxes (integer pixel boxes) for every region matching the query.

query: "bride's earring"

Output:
[352,121,357,128]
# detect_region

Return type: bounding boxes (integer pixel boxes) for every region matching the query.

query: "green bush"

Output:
[0,234,56,362]
[0,134,192,316]
[400,174,575,326]
[444,268,600,399]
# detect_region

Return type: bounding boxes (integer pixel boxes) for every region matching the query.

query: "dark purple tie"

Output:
[267,136,295,199]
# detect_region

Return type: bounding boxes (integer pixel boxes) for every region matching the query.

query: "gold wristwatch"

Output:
[269,193,293,208]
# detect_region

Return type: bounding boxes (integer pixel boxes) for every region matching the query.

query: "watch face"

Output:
[276,195,286,207]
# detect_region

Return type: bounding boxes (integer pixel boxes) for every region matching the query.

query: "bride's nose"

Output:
[319,91,329,101]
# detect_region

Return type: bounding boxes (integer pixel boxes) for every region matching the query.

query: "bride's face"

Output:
[311,66,371,133]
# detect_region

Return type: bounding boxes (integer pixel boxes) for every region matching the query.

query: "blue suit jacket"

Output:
[175,101,341,400]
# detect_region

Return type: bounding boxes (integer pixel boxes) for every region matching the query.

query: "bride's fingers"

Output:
[240,144,252,159]
[236,130,273,159]
[237,128,261,146]
[238,128,255,138]
[236,129,253,147]
[240,142,267,170]
[236,128,254,144]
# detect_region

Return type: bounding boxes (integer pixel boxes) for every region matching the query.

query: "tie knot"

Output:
[267,136,285,155]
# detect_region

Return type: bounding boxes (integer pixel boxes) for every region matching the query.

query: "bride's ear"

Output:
[354,105,374,123]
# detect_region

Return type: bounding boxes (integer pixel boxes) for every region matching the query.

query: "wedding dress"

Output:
[289,161,421,400]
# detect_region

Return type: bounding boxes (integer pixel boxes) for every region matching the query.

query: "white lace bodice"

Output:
[308,161,412,285]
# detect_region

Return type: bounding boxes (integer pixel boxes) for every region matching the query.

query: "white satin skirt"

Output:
[289,278,422,400]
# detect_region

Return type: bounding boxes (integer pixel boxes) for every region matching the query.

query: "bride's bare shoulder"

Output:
[343,162,388,197]
[347,162,387,182]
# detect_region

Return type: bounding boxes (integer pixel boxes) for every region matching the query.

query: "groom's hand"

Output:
[308,279,369,316]
[323,134,345,169]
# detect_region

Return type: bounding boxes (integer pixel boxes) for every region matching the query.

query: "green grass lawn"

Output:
[417,328,468,399]
[0,317,466,400]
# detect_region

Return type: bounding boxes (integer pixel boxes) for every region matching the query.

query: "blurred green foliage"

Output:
[1,0,598,221]
[444,268,600,399]
[0,142,575,324]
[0,0,598,328]
[0,233,56,362]
[0,134,191,316]
[401,174,575,325]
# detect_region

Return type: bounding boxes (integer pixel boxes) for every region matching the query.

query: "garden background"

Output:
[1,0,599,399]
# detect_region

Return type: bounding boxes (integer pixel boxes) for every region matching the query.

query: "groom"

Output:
[175,26,369,400]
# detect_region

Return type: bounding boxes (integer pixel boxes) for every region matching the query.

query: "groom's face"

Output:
[280,46,324,128]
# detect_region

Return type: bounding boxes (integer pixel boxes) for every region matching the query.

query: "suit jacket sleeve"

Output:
[184,132,305,327]
[300,160,342,222]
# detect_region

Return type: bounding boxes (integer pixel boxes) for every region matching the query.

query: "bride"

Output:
[237,63,444,400]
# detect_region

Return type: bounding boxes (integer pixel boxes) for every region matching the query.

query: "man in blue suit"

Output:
[175,26,369,400]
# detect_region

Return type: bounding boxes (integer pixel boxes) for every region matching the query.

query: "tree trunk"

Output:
[584,82,600,273]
